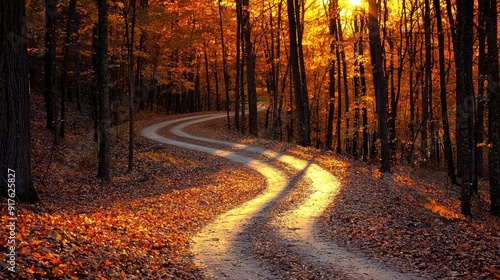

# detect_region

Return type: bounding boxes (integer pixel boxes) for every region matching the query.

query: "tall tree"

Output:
[326,0,337,151]
[389,0,407,164]
[420,0,431,162]
[476,0,486,193]
[137,0,148,110]
[338,17,348,155]
[1,0,40,202]
[287,0,310,146]
[242,0,258,136]
[60,0,78,139]
[44,0,57,133]
[204,38,212,111]
[434,0,457,185]
[96,0,111,180]
[234,0,242,131]
[367,0,390,172]
[455,0,475,216]
[124,0,137,172]
[263,0,284,140]
[352,13,361,158]
[218,0,231,130]
[485,0,500,215]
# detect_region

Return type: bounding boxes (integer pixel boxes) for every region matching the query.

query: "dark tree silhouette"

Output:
[96,0,111,180]
[367,0,390,173]
[44,0,57,133]
[485,0,500,215]
[287,0,310,146]
[242,0,258,136]
[0,0,39,202]
[455,0,475,216]
[434,0,457,186]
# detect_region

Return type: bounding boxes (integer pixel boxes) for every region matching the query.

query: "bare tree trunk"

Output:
[75,14,83,112]
[97,0,111,180]
[213,50,220,111]
[124,0,137,172]
[338,18,348,154]
[455,0,475,216]
[434,0,457,185]
[368,0,390,173]
[352,14,361,159]
[485,0,500,215]
[234,1,242,130]
[406,2,417,164]
[420,0,431,162]
[264,0,283,139]
[242,0,258,136]
[287,0,310,146]
[0,0,40,202]
[392,0,407,164]
[59,0,78,139]
[44,0,57,133]
[136,0,148,110]
[326,0,337,151]
[204,39,212,111]
[92,24,99,143]
[474,0,486,195]
[218,0,231,130]
[326,59,335,151]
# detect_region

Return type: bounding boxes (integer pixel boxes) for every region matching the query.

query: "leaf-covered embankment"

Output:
[0,95,266,279]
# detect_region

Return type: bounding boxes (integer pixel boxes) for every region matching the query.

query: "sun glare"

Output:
[347,0,362,7]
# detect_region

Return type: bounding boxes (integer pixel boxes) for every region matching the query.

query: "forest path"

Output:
[141,113,425,280]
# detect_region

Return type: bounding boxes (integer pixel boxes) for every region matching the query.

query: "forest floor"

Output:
[1,95,499,279]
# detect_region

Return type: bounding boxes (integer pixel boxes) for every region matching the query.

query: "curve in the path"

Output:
[142,115,287,279]
[142,114,425,280]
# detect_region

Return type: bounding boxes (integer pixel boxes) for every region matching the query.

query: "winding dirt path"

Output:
[142,113,426,280]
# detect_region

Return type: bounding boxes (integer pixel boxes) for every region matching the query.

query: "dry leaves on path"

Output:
[188,115,500,279]
[1,100,266,279]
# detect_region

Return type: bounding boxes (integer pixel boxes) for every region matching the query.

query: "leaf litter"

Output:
[1,97,266,279]
[187,113,500,279]
[2,96,499,279]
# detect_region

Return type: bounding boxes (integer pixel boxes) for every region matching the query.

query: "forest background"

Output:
[1,0,500,235]
[2,0,500,278]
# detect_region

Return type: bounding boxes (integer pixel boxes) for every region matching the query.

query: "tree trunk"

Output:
[60,0,78,139]
[485,0,500,215]
[352,14,364,159]
[97,0,111,180]
[218,0,231,130]
[0,0,40,203]
[287,0,310,146]
[406,4,416,164]
[420,0,431,162]
[234,1,242,130]
[434,0,457,185]
[242,0,258,136]
[368,0,390,173]
[338,18,348,154]
[326,1,337,151]
[393,1,406,164]
[124,0,137,172]
[75,18,83,112]
[213,50,220,111]
[475,0,487,193]
[358,15,368,161]
[336,43,342,154]
[326,59,335,151]
[44,0,57,132]
[92,24,99,143]
[203,39,212,111]
[455,0,475,216]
